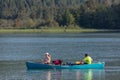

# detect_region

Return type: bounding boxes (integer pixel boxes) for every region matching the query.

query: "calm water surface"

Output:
[0,33,120,80]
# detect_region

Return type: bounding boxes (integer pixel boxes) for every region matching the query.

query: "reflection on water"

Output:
[76,70,80,80]
[33,69,105,80]
[84,69,92,80]
[46,71,51,80]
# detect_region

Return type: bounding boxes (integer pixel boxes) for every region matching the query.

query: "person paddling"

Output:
[83,54,93,64]
[43,52,51,64]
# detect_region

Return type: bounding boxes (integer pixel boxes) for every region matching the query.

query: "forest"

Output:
[0,0,120,29]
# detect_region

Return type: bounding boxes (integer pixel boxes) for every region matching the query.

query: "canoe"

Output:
[26,62,105,69]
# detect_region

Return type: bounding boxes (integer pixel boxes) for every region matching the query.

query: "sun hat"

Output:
[45,52,49,55]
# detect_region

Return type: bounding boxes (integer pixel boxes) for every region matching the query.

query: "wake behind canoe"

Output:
[26,62,105,70]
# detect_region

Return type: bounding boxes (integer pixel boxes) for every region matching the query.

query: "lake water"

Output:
[0,33,120,80]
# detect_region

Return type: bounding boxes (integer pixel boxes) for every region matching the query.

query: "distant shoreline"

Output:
[0,29,119,34]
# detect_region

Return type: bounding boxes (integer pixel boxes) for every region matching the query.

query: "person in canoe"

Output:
[43,52,51,64]
[83,54,93,64]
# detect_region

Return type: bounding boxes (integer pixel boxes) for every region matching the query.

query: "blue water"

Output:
[0,33,120,80]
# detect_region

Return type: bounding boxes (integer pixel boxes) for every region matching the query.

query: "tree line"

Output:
[0,0,120,29]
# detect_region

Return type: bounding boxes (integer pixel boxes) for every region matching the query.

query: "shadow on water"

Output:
[26,69,105,80]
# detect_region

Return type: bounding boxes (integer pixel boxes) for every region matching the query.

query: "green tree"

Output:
[60,10,75,26]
